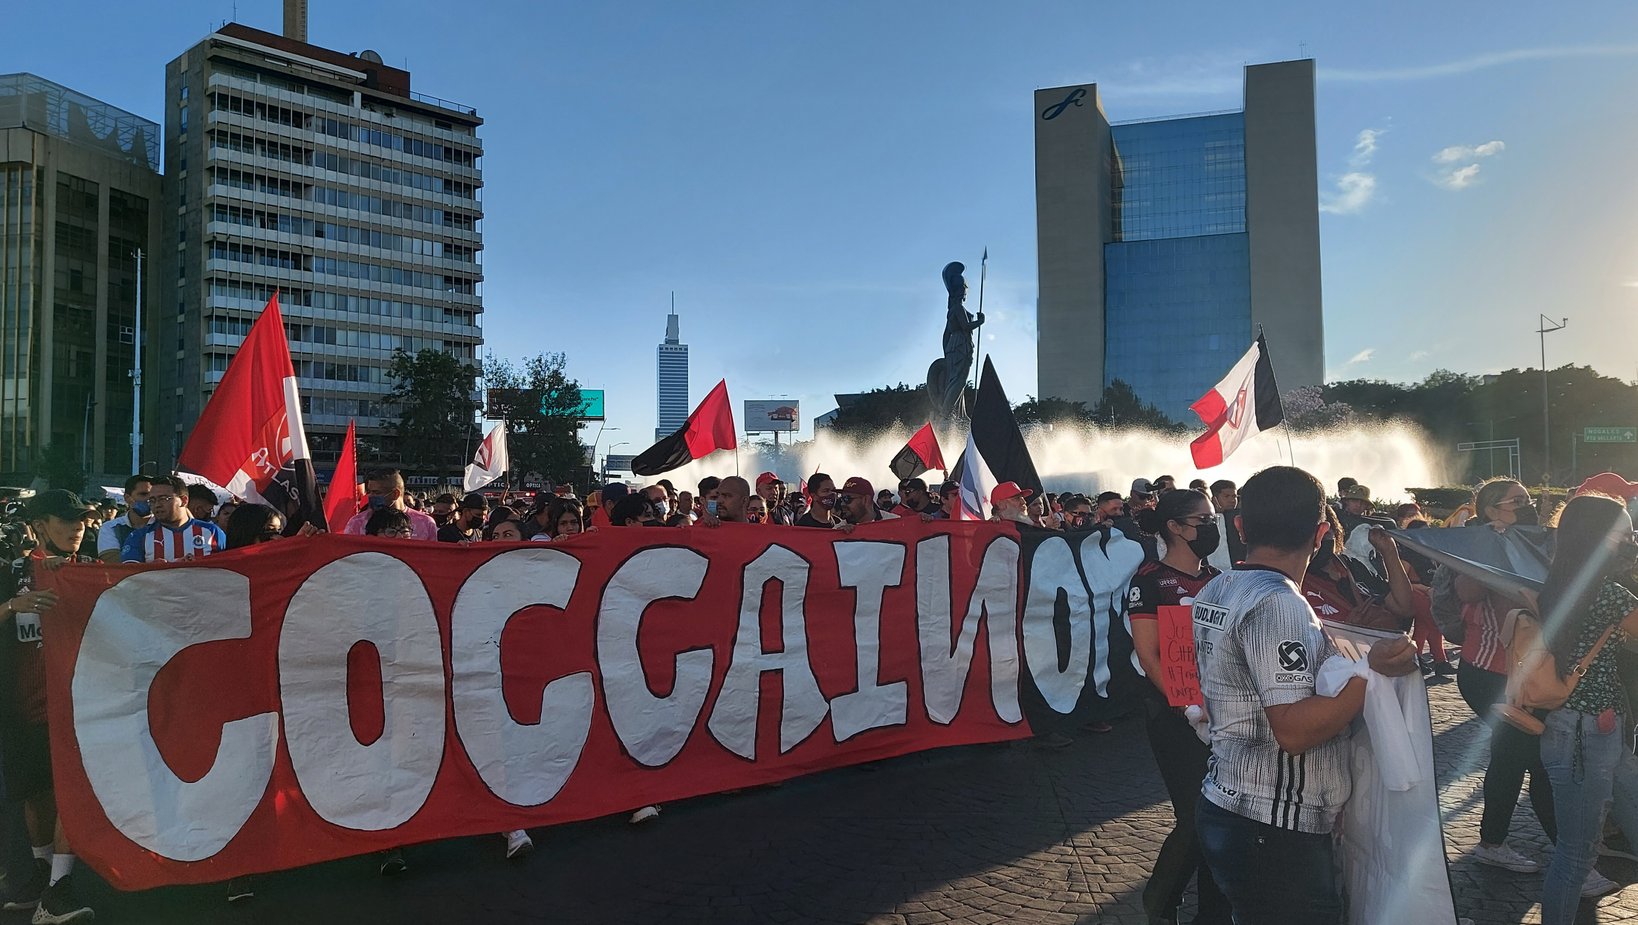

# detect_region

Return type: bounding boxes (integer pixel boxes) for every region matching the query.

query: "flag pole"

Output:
[1259,326,1297,465]
[972,247,988,392]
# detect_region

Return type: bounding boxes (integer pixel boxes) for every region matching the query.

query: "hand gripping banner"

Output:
[40,522,1146,889]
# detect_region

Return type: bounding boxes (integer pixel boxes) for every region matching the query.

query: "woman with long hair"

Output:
[1127,489,1230,925]
[1537,494,1638,920]
[1443,478,1573,882]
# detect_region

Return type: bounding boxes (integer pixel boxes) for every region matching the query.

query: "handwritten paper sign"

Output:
[1158,605,1201,707]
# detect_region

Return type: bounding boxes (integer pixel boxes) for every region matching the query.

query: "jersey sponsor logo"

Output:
[1128,585,1143,605]
[1193,601,1229,630]
[1275,639,1312,684]
[15,612,41,644]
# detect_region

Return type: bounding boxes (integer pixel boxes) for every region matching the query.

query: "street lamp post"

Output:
[603,442,629,482]
[590,425,619,485]
[1537,315,1567,484]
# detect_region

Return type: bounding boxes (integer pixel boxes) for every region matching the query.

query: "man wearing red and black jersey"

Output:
[0,491,99,921]
[1124,489,1231,925]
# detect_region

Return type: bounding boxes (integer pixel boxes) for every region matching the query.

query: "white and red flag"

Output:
[177,292,326,529]
[463,421,510,492]
[1188,333,1285,469]
[951,432,998,521]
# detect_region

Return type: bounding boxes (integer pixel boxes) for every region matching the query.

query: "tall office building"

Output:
[1034,59,1323,420]
[655,310,688,441]
[0,74,162,485]
[160,20,484,468]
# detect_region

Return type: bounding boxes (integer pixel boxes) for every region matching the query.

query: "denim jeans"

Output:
[1539,708,1638,924]
[1196,794,1342,925]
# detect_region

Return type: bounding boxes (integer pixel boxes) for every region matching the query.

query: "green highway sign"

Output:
[1584,426,1637,444]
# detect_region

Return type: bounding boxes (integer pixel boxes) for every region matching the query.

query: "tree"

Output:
[35,443,86,492]
[1282,385,1355,431]
[1090,380,1180,430]
[1013,396,1096,430]
[827,384,931,439]
[483,352,588,484]
[383,348,480,475]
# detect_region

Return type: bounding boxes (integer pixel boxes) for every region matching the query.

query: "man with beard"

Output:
[833,477,897,526]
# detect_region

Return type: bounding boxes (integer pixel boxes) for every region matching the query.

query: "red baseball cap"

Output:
[836,476,874,499]
[1576,472,1638,499]
[990,482,1033,506]
[755,471,780,486]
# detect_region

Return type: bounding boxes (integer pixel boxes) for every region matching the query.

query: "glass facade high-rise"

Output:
[160,23,484,469]
[0,74,161,485]
[1034,61,1324,421]
[656,311,688,441]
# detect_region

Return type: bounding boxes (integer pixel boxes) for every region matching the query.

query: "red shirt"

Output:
[1127,559,1221,621]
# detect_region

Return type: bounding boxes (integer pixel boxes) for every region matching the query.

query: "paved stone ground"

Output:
[57,683,1638,923]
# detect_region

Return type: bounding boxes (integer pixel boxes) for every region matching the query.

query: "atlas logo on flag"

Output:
[1225,386,1248,429]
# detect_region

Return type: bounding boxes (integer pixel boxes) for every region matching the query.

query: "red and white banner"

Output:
[463,421,510,492]
[42,521,1076,889]
[1188,333,1285,469]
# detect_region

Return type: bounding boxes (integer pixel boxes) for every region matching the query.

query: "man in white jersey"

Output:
[119,476,227,563]
[1191,466,1416,924]
[95,473,153,563]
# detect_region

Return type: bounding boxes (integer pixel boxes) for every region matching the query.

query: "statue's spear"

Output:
[971,247,987,392]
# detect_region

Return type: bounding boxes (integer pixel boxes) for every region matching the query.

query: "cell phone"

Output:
[707,500,718,516]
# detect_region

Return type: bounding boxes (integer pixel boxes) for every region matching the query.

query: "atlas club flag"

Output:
[1189,333,1284,469]
[889,423,946,481]
[632,379,737,476]
[177,292,326,528]
[464,421,510,492]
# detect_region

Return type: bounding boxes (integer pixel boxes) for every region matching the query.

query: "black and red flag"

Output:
[632,379,737,476]
[1189,333,1284,469]
[889,423,947,481]
[177,292,327,530]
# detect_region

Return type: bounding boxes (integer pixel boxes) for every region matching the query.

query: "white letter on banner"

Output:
[598,547,713,767]
[72,569,277,861]
[830,541,908,742]
[707,545,829,760]
[915,535,1021,725]
[279,552,445,831]
[1079,531,1146,699]
[451,548,592,806]
[1021,536,1091,713]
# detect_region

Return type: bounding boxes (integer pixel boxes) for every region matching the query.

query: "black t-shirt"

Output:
[795,512,832,529]
[437,523,477,544]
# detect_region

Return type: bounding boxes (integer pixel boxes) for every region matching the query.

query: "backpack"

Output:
[1492,607,1616,735]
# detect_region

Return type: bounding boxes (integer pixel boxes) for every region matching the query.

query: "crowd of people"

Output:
[3,461,1638,924]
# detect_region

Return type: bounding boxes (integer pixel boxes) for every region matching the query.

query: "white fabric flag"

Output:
[953,432,997,521]
[463,422,509,493]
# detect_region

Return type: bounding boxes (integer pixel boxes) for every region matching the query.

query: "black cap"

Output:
[459,492,488,510]
[26,490,98,522]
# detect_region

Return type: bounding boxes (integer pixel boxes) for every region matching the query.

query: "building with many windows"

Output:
[0,74,162,486]
[1034,59,1323,421]
[159,21,483,468]
[656,309,688,441]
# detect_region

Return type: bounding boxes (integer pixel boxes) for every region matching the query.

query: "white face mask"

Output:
[653,500,670,517]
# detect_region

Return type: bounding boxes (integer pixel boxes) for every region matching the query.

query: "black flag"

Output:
[970,357,1043,497]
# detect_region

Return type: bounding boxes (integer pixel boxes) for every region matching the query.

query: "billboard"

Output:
[744,400,800,433]
[485,388,605,421]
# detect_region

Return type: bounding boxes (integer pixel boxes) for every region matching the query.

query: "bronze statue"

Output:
[926,261,983,423]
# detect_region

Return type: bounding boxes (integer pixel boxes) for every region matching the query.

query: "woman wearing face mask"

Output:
[1127,489,1230,925]
[1441,478,1579,885]
[1536,494,1638,920]
[1301,506,1417,631]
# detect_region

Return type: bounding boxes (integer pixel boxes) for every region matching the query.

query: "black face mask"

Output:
[1310,541,1336,571]
[1511,507,1539,527]
[1186,521,1221,560]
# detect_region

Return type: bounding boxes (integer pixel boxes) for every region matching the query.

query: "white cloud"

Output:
[1346,348,1375,366]
[1409,350,1431,361]
[1322,44,1638,82]
[1320,172,1377,215]
[1430,140,1504,190]
[1349,128,1384,168]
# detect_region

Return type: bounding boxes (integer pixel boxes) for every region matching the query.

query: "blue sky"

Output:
[11,1,1638,448]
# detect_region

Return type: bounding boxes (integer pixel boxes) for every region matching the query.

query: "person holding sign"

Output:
[1126,488,1229,925]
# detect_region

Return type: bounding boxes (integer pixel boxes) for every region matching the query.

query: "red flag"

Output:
[1188,334,1285,469]
[890,423,946,480]
[632,379,737,476]
[322,420,360,531]
[177,293,326,528]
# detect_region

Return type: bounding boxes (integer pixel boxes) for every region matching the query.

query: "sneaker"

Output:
[31,874,92,925]
[504,830,533,859]
[379,847,407,876]
[1601,835,1638,863]
[225,876,254,903]
[1472,842,1540,873]
[2,860,47,911]
[1433,661,1457,677]
[629,805,661,824]
[1583,869,1619,898]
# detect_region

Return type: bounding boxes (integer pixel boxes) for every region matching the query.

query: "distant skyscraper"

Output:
[0,74,162,484]
[656,308,688,441]
[1034,59,1323,421]
[159,22,484,469]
